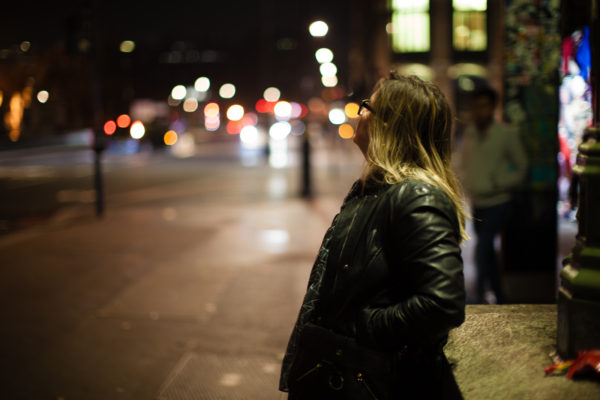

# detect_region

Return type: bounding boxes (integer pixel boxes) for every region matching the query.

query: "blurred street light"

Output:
[240,125,259,145]
[319,62,337,77]
[269,121,291,140]
[309,20,328,37]
[219,83,236,99]
[274,101,292,120]
[315,48,334,63]
[171,85,187,100]
[164,130,178,145]
[227,104,244,121]
[204,102,219,117]
[36,90,49,103]
[328,108,345,125]
[183,98,199,112]
[263,87,281,102]
[130,120,145,139]
[321,75,338,87]
[117,114,131,128]
[344,102,360,118]
[119,40,135,53]
[104,120,116,135]
[194,77,210,92]
[338,123,354,139]
[20,41,31,52]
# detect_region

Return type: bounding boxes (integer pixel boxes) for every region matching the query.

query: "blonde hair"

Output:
[361,74,469,241]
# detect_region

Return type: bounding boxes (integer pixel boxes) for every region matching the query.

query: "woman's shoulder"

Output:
[383,179,457,221]
[385,179,448,201]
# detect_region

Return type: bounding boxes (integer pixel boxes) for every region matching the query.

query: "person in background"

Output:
[461,86,528,304]
[280,73,466,399]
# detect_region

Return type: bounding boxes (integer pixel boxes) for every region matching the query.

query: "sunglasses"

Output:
[358,99,376,116]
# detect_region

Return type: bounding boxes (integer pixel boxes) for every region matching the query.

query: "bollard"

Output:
[557,126,600,359]
[93,134,105,218]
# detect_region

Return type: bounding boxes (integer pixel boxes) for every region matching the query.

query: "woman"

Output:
[280,73,467,399]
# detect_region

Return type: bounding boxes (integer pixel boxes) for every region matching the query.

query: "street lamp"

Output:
[309,20,328,37]
[315,48,334,64]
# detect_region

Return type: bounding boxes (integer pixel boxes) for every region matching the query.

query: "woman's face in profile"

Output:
[353,91,377,156]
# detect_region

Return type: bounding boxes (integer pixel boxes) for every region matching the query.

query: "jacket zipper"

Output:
[356,372,379,400]
[295,363,322,382]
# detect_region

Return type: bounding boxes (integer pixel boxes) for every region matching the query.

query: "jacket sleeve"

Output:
[356,188,465,350]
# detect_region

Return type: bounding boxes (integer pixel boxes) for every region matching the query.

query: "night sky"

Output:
[2,1,351,104]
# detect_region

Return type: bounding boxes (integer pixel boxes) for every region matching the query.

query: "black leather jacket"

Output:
[280,179,465,393]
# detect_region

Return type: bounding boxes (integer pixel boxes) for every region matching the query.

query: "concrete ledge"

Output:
[445,304,600,399]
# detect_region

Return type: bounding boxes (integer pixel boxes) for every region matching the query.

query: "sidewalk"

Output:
[0,147,362,399]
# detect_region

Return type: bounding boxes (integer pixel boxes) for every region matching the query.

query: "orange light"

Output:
[163,130,178,146]
[116,114,131,128]
[204,102,220,117]
[344,102,360,118]
[338,123,354,139]
[104,120,117,135]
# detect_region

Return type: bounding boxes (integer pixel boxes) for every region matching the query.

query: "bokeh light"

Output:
[319,62,337,77]
[290,102,303,118]
[226,120,244,134]
[194,76,210,92]
[274,101,292,120]
[291,120,306,135]
[315,48,334,64]
[204,103,220,131]
[309,20,329,37]
[322,75,338,87]
[120,40,135,53]
[345,102,360,118]
[263,87,281,102]
[183,98,198,112]
[116,114,131,128]
[104,120,116,135]
[36,90,49,103]
[164,130,178,145]
[269,121,291,140]
[130,120,145,139]
[256,99,276,113]
[338,123,354,139]
[171,85,187,100]
[227,104,245,121]
[240,125,259,144]
[205,116,220,131]
[20,41,31,52]
[328,108,346,125]
[219,83,236,99]
[204,102,220,117]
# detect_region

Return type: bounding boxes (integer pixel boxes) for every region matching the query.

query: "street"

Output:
[0,138,364,399]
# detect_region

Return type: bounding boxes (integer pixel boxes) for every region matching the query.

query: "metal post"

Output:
[557,0,600,359]
[300,128,312,198]
[90,0,105,218]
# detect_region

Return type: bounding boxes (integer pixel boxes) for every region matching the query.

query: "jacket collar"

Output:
[344,178,387,204]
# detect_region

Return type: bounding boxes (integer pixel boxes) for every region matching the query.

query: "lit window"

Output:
[453,0,487,51]
[389,0,430,53]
